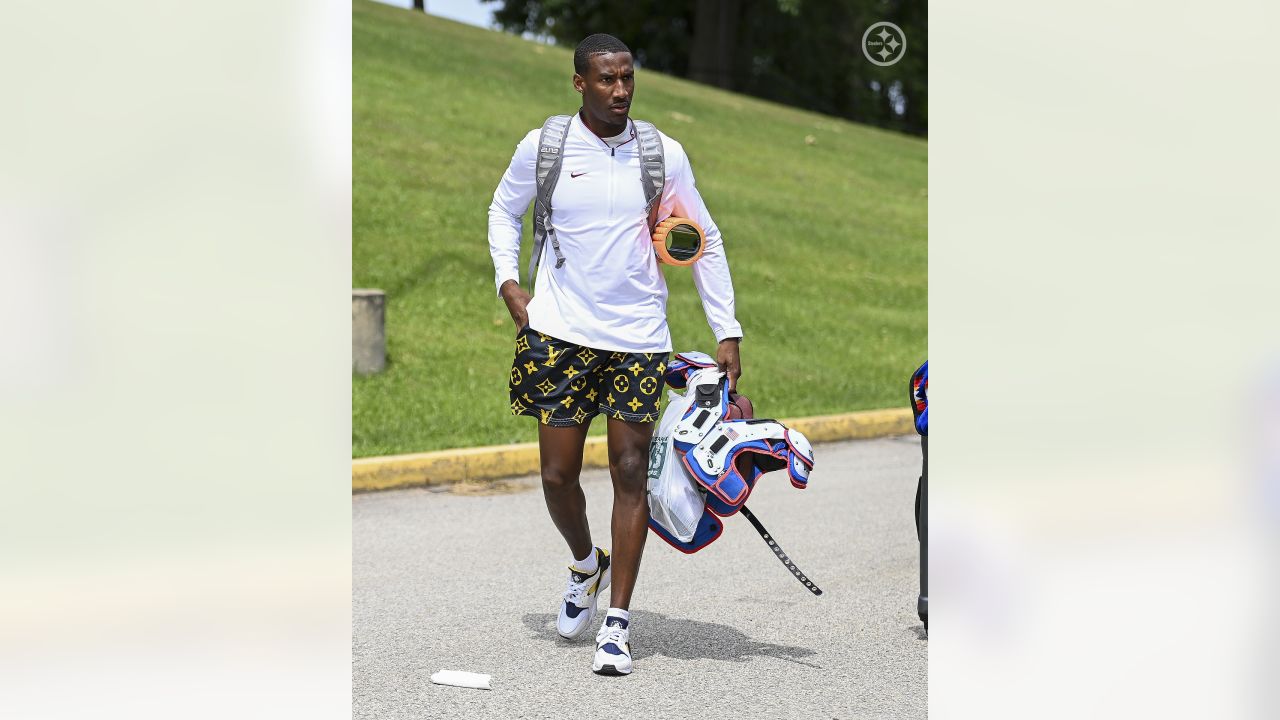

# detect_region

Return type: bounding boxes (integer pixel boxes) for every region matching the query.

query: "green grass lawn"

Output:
[353,0,927,457]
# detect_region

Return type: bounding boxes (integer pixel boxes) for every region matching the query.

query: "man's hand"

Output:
[716,338,742,391]
[500,279,532,330]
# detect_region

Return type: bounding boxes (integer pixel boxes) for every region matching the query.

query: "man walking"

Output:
[487,33,742,676]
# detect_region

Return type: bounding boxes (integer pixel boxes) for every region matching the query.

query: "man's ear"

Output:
[572,73,584,94]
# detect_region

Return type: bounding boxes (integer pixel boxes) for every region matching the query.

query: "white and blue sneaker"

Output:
[592,615,633,676]
[556,548,611,640]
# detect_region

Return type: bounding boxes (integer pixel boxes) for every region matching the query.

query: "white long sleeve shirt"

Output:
[488,113,742,353]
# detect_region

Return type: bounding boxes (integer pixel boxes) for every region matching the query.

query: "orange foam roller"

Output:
[652,217,706,266]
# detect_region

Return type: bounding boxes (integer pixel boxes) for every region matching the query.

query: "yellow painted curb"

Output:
[352,407,913,492]
[780,408,914,444]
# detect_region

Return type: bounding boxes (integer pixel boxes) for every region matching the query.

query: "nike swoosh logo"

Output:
[571,171,588,178]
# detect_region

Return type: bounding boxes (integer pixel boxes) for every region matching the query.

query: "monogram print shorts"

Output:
[508,326,668,426]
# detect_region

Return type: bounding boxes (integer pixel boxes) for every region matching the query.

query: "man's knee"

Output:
[609,447,647,489]
[541,462,582,493]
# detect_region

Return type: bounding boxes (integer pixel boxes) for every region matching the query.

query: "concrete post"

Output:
[353,289,386,375]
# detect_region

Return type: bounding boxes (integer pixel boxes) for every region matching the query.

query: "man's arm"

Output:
[662,141,743,388]
[488,130,539,326]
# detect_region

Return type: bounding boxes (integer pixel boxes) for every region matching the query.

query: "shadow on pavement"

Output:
[522,611,821,668]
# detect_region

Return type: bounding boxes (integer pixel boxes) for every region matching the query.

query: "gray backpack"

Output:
[526,114,666,284]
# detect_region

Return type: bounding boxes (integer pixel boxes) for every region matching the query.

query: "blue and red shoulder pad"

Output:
[651,425,813,553]
[681,420,814,512]
[664,351,717,389]
[910,360,928,436]
[648,510,725,554]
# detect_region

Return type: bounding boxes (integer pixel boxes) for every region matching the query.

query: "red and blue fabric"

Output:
[910,360,928,436]
[663,350,717,389]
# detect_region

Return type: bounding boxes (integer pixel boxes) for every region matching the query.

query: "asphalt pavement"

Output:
[353,435,927,719]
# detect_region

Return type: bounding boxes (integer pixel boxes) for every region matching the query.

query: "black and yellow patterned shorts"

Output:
[509,326,668,426]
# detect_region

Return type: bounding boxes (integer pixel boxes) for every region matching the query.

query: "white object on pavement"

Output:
[429,669,492,690]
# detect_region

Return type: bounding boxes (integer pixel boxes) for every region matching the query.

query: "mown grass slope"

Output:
[353,0,927,457]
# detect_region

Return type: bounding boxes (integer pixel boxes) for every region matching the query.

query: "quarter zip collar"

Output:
[573,112,636,156]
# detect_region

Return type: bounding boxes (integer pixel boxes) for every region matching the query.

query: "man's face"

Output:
[574,52,634,127]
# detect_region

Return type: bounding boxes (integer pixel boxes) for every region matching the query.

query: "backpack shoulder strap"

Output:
[632,119,666,233]
[528,114,573,285]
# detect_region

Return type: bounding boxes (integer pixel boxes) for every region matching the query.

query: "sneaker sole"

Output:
[592,663,630,676]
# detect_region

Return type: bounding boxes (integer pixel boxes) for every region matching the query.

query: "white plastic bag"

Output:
[646,386,708,542]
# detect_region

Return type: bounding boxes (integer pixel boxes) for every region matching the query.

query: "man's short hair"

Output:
[574,34,632,76]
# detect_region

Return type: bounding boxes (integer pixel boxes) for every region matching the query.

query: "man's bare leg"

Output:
[604,417,654,610]
[538,421,594,561]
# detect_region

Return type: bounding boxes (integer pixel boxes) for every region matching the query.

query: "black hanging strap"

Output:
[739,505,823,596]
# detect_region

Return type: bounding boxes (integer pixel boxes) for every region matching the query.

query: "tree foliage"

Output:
[484,0,926,136]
